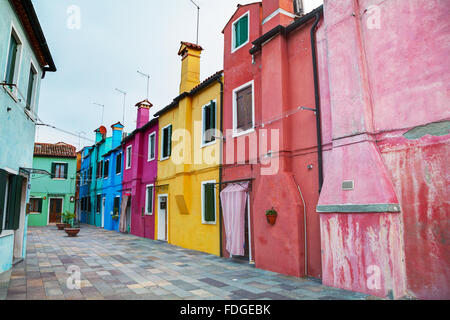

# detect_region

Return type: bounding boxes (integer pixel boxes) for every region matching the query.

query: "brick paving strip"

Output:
[1,225,375,300]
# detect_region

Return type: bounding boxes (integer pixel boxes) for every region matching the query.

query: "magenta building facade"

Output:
[317,0,449,299]
[122,100,159,239]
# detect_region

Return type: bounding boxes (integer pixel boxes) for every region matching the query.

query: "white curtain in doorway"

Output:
[220,183,249,256]
[119,195,129,233]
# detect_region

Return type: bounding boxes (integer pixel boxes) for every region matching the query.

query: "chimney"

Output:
[178,41,203,93]
[135,99,153,129]
[262,0,296,32]
[94,126,107,143]
[111,122,124,148]
[293,0,304,15]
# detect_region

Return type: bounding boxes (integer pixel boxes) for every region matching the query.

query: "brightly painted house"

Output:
[154,42,223,256]
[0,0,56,274]
[101,122,124,232]
[221,1,324,278]
[122,101,158,238]
[316,0,450,299]
[28,143,77,226]
[79,146,92,225]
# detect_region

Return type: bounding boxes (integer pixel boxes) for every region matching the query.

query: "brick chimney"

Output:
[111,122,124,148]
[135,99,153,129]
[262,0,296,32]
[94,126,106,143]
[178,41,203,93]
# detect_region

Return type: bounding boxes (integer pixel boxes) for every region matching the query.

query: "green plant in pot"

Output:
[112,207,119,221]
[56,211,72,230]
[265,208,278,226]
[63,211,80,237]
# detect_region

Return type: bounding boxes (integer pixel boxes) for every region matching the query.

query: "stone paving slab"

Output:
[1,225,374,300]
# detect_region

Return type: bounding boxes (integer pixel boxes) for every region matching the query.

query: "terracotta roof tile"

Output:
[34,142,77,158]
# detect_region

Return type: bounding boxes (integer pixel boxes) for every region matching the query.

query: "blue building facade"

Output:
[0,0,56,274]
[101,123,124,231]
[79,146,92,225]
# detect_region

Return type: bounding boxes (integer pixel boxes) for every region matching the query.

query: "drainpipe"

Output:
[310,12,324,193]
[217,76,224,258]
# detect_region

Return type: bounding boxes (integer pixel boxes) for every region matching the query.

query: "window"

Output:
[88,167,92,182]
[51,163,68,179]
[233,81,254,136]
[116,153,122,174]
[29,198,42,214]
[148,132,156,161]
[126,146,132,169]
[145,185,154,215]
[161,125,172,160]
[4,30,22,87]
[202,100,217,146]
[26,64,37,110]
[201,181,216,224]
[232,12,249,52]
[113,197,120,214]
[87,197,92,212]
[96,161,103,178]
[0,172,24,233]
[103,160,109,179]
[96,194,101,214]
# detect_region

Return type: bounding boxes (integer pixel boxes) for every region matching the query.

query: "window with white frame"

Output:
[201,181,216,224]
[148,132,156,161]
[116,152,122,174]
[4,28,22,89]
[29,198,42,214]
[26,64,37,111]
[145,185,154,215]
[233,81,255,136]
[126,146,132,169]
[51,163,68,179]
[202,100,217,146]
[161,125,172,160]
[232,11,249,52]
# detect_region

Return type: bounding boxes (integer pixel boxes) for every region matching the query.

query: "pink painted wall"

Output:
[318,0,449,299]
[122,112,158,240]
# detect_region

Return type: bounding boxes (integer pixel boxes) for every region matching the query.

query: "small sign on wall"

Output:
[70,196,75,203]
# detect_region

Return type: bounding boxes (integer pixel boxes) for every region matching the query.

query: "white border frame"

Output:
[160,124,172,161]
[144,184,154,215]
[3,23,23,89]
[125,145,132,169]
[51,161,69,180]
[148,132,156,162]
[25,61,38,113]
[201,180,217,225]
[231,11,250,53]
[232,80,255,138]
[47,197,64,225]
[201,99,218,148]
[157,194,169,241]
[116,152,123,175]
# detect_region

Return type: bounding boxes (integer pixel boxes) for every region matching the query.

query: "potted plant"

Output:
[63,212,80,237]
[112,207,119,221]
[266,208,278,226]
[56,212,72,230]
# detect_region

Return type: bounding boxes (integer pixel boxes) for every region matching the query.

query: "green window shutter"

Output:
[51,163,56,178]
[210,101,216,131]
[6,175,24,230]
[235,15,249,48]
[0,170,7,234]
[204,184,215,222]
[63,164,68,179]
[38,198,43,213]
[168,125,172,157]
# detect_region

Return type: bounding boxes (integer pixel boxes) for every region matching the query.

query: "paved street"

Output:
[1,225,371,300]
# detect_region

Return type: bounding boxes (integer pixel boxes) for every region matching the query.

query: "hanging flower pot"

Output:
[265,208,278,226]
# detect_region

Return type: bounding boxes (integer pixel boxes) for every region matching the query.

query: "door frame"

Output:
[157,194,168,242]
[47,197,64,225]
[101,196,106,228]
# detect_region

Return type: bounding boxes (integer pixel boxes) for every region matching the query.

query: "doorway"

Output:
[157,195,168,241]
[125,197,131,234]
[49,198,63,224]
[101,197,105,228]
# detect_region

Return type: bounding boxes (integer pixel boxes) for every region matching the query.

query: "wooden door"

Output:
[49,198,63,223]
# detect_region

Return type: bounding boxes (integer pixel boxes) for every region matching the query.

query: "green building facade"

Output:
[28,143,77,227]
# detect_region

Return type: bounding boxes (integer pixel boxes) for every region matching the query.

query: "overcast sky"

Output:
[33,0,323,150]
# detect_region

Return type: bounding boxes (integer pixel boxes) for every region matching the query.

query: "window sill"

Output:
[2,85,19,103]
[160,157,170,162]
[29,212,41,215]
[52,178,68,181]
[231,40,249,54]
[202,221,217,225]
[0,230,14,239]
[201,140,217,148]
[232,128,255,138]
[147,158,156,162]
[144,213,153,216]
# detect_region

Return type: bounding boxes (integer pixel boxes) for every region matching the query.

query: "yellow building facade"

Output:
[155,42,223,256]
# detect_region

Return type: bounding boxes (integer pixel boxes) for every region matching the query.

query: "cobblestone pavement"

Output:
[3,225,372,300]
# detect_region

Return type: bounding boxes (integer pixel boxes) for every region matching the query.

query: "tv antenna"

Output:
[115,88,127,126]
[93,102,105,124]
[137,70,150,99]
[190,0,200,45]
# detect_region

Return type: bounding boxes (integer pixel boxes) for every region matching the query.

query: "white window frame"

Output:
[232,80,255,138]
[0,176,13,238]
[148,132,156,162]
[52,162,68,180]
[145,184,154,216]
[26,61,38,113]
[46,197,64,225]
[160,124,172,161]
[126,145,132,169]
[103,159,110,179]
[231,11,250,53]
[201,180,217,225]
[3,23,23,102]
[96,193,102,214]
[201,99,218,148]
[116,152,122,175]
[29,197,42,215]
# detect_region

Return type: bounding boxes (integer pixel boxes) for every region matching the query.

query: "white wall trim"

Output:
[160,124,172,161]
[144,184,154,215]
[125,145,132,169]
[201,99,218,148]
[232,80,255,138]
[201,180,217,225]
[148,132,156,162]
[231,10,250,53]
